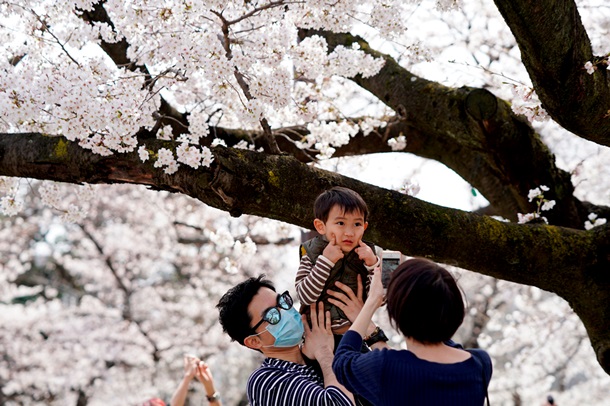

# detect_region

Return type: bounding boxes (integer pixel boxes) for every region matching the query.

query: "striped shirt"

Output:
[246,357,353,406]
[295,255,376,330]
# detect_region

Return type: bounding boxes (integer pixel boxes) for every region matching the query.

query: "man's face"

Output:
[318,205,368,253]
[247,287,278,345]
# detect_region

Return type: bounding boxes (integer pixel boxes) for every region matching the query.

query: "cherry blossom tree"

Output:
[2,177,608,405]
[0,181,301,404]
[1,0,610,402]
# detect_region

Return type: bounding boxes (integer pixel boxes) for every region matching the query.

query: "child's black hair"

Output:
[314,186,369,223]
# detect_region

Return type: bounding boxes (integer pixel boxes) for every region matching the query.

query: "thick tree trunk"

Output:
[0,132,609,373]
[493,0,610,146]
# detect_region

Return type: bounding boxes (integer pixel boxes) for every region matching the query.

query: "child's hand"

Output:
[355,240,377,266]
[323,235,344,263]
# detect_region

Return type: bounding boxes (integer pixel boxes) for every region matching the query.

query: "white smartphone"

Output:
[381,251,404,288]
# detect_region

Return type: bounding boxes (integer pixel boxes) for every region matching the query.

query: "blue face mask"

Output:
[258,307,305,348]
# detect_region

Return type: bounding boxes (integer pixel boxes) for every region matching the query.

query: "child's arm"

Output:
[355,241,380,295]
[295,254,335,305]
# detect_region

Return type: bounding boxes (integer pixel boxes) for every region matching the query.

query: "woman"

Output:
[332,258,492,405]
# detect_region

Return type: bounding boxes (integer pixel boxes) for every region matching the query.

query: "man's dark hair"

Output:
[314,186,369,223]
[217,275,276,346]
[386,258,465,343]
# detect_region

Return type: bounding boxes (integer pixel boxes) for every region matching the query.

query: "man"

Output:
[217,275,354,405]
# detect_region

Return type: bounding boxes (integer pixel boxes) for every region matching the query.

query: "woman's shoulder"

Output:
[446,340,491,364]
[465,348,492,364]
[464,348,493,380]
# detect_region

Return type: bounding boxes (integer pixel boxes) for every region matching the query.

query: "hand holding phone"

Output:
[381,251,404,288]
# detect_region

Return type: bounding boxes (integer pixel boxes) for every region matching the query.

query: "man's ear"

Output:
[363,221,368,232]
[313,218,326,234]
[244,334,263,351]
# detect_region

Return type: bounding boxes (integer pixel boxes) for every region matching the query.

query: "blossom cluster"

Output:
[584,212,607,230]
[0,195,23,216]
[298,120,360,159]
[509,84,549,123]
[388,135,407,151]
[153,148,179,175]
[583,58,610,75]
[436,0,463,11]
[517,185,556,224]
[0,177,22,216]
[327,44,386,79]
[0,181,291,405]
[0,0,412,167]
[39,181,90,223]
[398,180,421,196]
[176,142,214,170]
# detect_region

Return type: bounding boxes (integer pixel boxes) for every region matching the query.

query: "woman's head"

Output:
[386,258,465,344]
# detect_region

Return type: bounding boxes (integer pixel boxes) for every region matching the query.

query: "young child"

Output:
[295,186,380,337]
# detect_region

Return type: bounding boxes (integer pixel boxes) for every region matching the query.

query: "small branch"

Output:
[225,0,291,26]
[31,10,80,66]
[77,224,164,361]
[212,9,282,154]
[78,224,130,295]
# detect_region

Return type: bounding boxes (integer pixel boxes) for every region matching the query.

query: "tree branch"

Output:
[1,132,609,375]
[300,29,595,228]
[493,0,610,147]
[79,1,189,137]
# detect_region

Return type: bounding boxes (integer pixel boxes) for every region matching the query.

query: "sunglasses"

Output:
[252,291,293,331]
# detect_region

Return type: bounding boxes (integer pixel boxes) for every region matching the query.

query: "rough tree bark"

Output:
[493,0,610,146]
[0,133,609,373]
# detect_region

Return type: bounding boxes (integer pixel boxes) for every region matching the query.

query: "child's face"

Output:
[315,205,368,253]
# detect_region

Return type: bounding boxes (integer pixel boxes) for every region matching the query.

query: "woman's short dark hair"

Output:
[386,258,464,343]
[314,186,369,223]
[216,275,275,346]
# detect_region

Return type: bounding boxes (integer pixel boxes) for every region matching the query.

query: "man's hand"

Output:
[327,274,364,323]
[322,235,344,263]
[355,240,377,266]
[302,305,355,403]
[302,302,334,361]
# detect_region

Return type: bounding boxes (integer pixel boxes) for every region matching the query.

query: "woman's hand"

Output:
[327,274,364,323]
[346,268,384,339]
[368,267,385,308]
